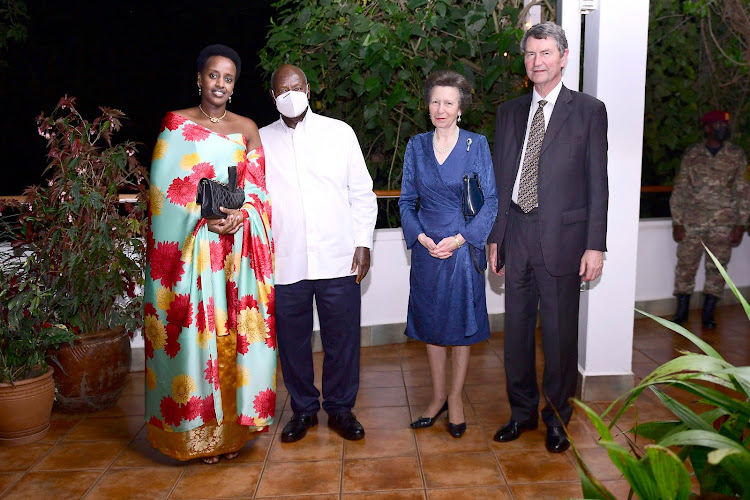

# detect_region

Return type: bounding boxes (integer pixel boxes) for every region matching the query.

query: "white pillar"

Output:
[558,0,581,91]
[576,0,650,400]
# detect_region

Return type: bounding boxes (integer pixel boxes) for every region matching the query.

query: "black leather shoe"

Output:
[410,401,448,429]
[545,426,570,453]
[493,419,538,442]
[448,422,466,438]
[280,413,318,443]
[702,294,719,329]
[328,411,365,440]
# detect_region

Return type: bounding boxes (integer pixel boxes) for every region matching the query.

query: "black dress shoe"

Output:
[447,421,466,438]
[545,426,570,453]
[493,419,538,442]
[328,411,365,440]
[280,413,318,443]
[410,401,448,429]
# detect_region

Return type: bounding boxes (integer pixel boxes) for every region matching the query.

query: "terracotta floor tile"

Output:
[91,394,145,417]
[497,450,579,484]
[84,466,183,499]
[398,341,429,357]
[471,401,512,429]
[426,485,512,499]
[466,354,504,369]
[400,356,431,371]
[120,371,145,397]
[2,470,101,500]
[343,456,422,492]
[402,369,434,387]
[600,479,639,499]
[361,344,402,357]
[343,490,425,499]
[38,416,82,443]
[111,437,186,467]
[268,425,343,462]
[256,460,341,496]
[258,495,339,500]
[414,421,489,455]
[463,384,505,405]
[353,405,412,430]
[33,440,127,470]
[359,370,404,388]
[344,428,416,459]
[0,443,54,472]
[360,357,402,372]
[464,367,506,385]
[64,415,144,441]
[510,481,583,499]
[575,447,626,481]
[355,386,408,408]
[171,463,262,498]
[421,452,503,488]
[227,433,275,463]
[0,472,23,496]
[485,425,547,451]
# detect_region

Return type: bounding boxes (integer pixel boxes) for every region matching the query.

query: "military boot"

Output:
[702,294,719,329]
[671,294,690,325]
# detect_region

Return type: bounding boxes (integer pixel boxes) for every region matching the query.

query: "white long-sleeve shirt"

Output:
[259,110,377,286]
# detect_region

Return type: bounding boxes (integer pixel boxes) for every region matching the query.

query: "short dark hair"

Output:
[196,44,241,79]
[520,21,568,56]
[423,70,472,112]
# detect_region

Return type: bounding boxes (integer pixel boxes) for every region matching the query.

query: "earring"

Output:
[198,86,202,96]
[458,114,462,123]
[229,94,232,104]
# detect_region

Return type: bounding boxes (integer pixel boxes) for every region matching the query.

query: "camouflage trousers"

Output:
[674,225,733,297]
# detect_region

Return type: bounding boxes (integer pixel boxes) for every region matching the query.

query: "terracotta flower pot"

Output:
[50,326,132,413]
[0,367,55,446]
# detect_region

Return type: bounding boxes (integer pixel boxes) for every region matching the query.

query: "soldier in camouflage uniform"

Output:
[670,110,750,328]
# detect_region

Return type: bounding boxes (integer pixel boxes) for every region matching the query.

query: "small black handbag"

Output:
[461,173,487,273]
[195,165,245,219]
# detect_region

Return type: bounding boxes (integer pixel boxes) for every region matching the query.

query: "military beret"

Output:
[701,110,729,123]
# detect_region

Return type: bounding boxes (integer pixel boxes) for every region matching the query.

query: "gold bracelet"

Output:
[454,236,462,248]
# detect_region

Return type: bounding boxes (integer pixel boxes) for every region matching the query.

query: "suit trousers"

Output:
[276,276,361,416]
[504,203,581,427]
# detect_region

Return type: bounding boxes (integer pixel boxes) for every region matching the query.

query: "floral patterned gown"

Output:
[144,112,276,460]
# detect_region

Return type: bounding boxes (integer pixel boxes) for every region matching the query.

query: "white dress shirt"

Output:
[260,110,377,286]
[511,80,564,204]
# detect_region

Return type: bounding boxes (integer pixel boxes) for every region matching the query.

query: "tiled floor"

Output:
[1,304,747,499]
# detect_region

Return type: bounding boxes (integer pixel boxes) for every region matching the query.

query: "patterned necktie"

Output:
[517,100,547,213]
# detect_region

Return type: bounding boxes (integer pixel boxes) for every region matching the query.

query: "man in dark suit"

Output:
[488,21,608,453]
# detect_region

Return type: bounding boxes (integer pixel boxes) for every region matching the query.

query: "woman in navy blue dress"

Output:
[399,71,498,438]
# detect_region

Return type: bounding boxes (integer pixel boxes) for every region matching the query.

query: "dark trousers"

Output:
[504,204,581,427]
[276,276,361,416]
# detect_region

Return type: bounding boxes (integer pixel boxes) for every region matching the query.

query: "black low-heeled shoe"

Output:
[448,421,466,438]
[410,401,448,429]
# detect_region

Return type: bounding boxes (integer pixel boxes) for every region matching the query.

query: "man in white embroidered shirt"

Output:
[260,64,377,443]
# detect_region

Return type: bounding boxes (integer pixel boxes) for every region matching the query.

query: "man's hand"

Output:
[351,247,371,284]
[579,249,604,282]
[730,225,744,245]
[488,243,505,276]
[206,207,244,235]
[672,224,686,242]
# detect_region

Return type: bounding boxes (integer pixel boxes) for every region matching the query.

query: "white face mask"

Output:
[274,90,309,118]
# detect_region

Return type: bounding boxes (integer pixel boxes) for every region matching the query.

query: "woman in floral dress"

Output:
[143,45,276,464]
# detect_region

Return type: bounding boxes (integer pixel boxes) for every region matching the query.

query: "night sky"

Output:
[0,1,278,195]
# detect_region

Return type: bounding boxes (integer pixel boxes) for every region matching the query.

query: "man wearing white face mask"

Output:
[259,64,377,443]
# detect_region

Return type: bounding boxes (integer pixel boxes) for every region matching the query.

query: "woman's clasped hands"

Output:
[206,207,245,235]
[418,232,465,259]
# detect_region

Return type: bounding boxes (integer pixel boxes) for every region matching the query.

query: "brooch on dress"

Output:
[466,138,472,152]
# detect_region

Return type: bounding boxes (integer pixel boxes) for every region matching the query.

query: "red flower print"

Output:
[239,294,257,312]
[148,416,164,429]
[226,281,239,331]
[150,241,185,288]
[162,112,186,132]
[238,414,256,426]
[236,333,249,355]
[191,162,215,180]
[182,123,211,142]
[204,359,219,389]
[265,316,276,350]
[250,234,273,279]
[165,323,181,358]
[200,394,216,422]
[167,293,193,328]
[197,275,202,290]
[145,337,154,359]
[209,241,230,272]
[144,302,157,317]
[207,298,216,332]
[160,395,182,427]
[253,388,275,419]
[166,175,198,207]
[196,301,206,332]
[182,396,202,421]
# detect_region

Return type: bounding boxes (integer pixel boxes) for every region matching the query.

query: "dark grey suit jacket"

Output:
[488,85,608,276]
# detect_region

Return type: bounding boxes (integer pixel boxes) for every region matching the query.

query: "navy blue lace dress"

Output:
[399,129,498,345]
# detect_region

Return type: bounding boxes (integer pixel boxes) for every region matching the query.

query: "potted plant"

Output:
[569,247,750,500]
[4,95,149,412]
[0,251,77,446]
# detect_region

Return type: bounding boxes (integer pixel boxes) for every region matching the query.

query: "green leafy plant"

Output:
[570,246,750,499]
[1,96,148,341]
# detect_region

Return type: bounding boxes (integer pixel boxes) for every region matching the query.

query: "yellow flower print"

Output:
[197,327,212,349]
[257,281,273,307]
[224,253,237,281]
[172,374,196,404]
[196,239,210,273]
[149,185,164,217]
[145,366,157,390]
[253,417,269,427]
[180,234,196,264]
[179,152,201,171]
[232,148,245,163]
[238,307,269,344]
[145,315,167,350]
[185,201,200,213]
[214,306,228,337]
[236,365,251,387]
[156,287,176,312]
[152,138,168,160]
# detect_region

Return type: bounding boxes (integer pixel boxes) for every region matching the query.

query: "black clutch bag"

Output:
[462,173,484,217]
[195,166,245,219]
